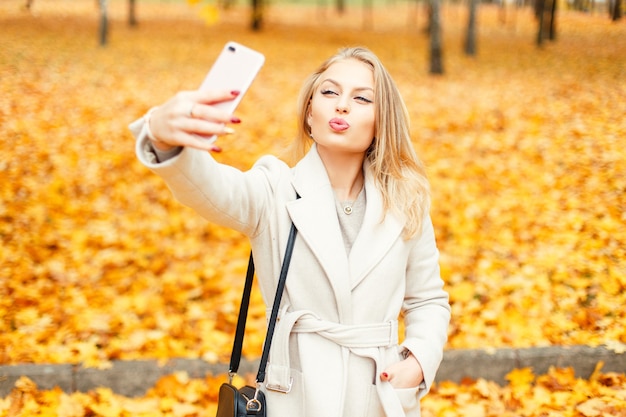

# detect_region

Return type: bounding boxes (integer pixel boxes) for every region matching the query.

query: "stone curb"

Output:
[1,345,623,398]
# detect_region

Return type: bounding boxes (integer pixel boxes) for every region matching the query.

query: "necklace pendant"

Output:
[343,205,353,215]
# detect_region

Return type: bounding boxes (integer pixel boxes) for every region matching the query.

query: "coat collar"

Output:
[286,144,404,321]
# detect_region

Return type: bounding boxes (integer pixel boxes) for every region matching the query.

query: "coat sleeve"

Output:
[129,115,285,238]
[400,215,450,395]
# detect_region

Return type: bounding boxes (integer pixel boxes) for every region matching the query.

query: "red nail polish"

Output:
[230,117,241,124]
[381,372,389,379]
[231,90,240,96]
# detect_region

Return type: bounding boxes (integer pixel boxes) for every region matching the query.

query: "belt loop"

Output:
[389,320,398,347]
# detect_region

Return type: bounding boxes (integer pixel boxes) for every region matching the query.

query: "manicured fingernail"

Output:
[231,90,240,96]
[381,372,389,379]
[230,117,241,124]
[223,127,235,135]
[211,145,222,153]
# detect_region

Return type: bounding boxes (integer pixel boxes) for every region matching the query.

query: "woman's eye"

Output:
[321,89,338,96]
[355,96,373,104]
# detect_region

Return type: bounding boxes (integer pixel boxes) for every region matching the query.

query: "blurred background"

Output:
[1,0,624,368]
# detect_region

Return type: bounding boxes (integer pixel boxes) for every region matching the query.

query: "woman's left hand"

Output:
[380,353,424,389]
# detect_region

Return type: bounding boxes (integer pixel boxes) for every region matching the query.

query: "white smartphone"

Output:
[199,41,265,134]
[196,41,265,144]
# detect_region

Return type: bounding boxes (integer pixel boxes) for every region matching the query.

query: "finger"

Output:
[174,132,223,152]
[189,93,243,124]
[152,114,234,151]
[190,89,240,107]
[148,91,239,149]
[380,371,391,382]
[181,118,237,138]
[157,91,232,124]
[188,103,239,126]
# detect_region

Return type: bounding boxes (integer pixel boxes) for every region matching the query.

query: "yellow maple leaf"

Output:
[576,398,608,417]
[88,402,123,417]
[457,403,485,417]
[14,376,38,394]
[605,340,626,354]
[199,4,220,26]
[448,281,475,304]
[121,397,160,414]
[172,402,201,416]
[57,393,84,417]
[506,367,535,395]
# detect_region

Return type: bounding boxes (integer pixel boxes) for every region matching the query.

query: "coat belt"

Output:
[266,308,398,393]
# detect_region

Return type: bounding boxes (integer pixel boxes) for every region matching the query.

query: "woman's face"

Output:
[307,59,376,157]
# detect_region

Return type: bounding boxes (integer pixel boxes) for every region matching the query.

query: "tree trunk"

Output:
[499,0,506,25]
[536,0,556,46]
[548,0,557,41]
[464,0,478,55]
[424,1,432,35]
[429,0,444,75]
[612,0,623,20]
[251,0,263,30]
[534,0,543,20]
[129,0,137,27]
[535,0,550,46]
[336,0,346,14]
[99,0,109,46]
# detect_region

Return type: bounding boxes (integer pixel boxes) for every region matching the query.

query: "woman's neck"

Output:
[318,149,365,201]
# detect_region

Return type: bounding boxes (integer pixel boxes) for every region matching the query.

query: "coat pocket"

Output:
[365,383,384,417]
[395,385,421,417]
[364,384,422,417]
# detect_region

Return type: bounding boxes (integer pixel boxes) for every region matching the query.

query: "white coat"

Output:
[131,118,451,417]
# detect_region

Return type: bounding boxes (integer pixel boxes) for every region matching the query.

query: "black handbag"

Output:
[215,220,298,417]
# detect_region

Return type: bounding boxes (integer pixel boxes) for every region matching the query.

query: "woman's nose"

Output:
[336,101,350,113]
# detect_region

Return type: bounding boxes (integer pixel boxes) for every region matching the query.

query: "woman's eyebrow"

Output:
[321,78,374,93]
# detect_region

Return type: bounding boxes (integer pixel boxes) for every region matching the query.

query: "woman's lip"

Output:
[329,118,350,132]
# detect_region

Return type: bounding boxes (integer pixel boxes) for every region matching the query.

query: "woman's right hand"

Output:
[380,352,424,389]
[146,89,241,152]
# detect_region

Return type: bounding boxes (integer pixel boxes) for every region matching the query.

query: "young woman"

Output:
[130,46,450,417]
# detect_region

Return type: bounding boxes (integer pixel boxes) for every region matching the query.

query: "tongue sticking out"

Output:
[329,118,350,132]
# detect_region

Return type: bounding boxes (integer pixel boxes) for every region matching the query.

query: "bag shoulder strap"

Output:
[228,199,299,382]
[228,250,256,376]
[256,221,297,384]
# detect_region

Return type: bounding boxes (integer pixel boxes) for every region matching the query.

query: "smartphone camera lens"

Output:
[228,45,236,52]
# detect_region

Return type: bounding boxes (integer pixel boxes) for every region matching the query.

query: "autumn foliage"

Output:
[2,364,626,416]
[1,0,625,415]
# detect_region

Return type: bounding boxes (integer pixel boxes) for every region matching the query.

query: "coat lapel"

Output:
[287,145,353,321]
[348,171,404,290]
[285,145,405,318]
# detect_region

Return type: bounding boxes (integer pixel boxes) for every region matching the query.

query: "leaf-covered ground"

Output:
[1,0,625,415]
[2,364,626,416]
[1,0,624,371]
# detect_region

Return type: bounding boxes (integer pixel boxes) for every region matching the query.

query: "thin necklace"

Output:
[339,186,364,215]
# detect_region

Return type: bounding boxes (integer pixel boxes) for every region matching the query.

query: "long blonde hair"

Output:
[291,46,431,239]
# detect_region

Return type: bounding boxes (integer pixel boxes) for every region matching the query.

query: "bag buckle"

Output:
[246,383,263,413]
[265,377,293,394]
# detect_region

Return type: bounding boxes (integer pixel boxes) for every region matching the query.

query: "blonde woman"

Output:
[130,46,450,417]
